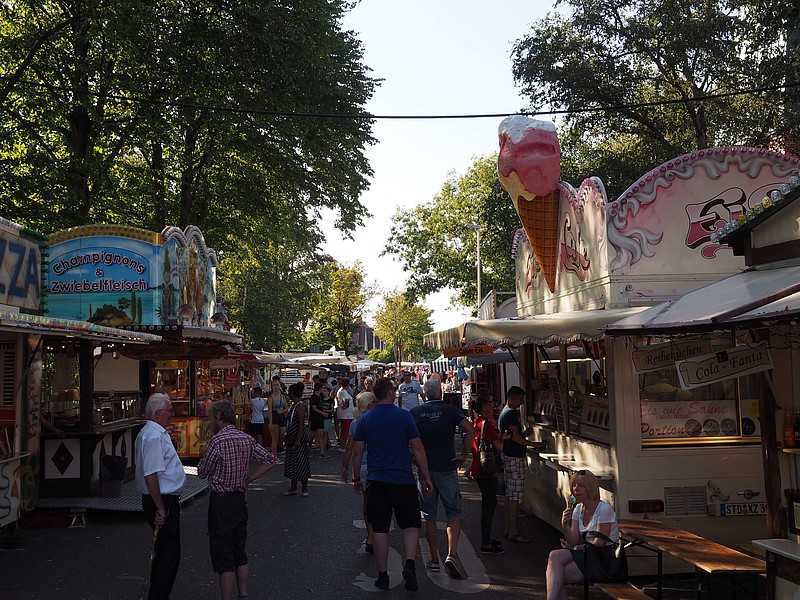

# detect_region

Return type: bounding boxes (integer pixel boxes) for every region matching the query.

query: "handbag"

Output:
[283,405,298,446]
[580,530,628,583]
[478,420,503,475]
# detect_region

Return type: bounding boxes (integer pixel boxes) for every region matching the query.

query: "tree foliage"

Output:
[511,0,800,197]
[373,292,433,363]
[306,261,372,354]
[383,155,518,312]
[0,0,378,350]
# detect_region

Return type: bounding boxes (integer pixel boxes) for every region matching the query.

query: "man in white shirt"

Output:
[135,393,186,600]
[398,371,425,411]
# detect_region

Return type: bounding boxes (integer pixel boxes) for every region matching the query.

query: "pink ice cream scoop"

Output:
[498,116,560,197]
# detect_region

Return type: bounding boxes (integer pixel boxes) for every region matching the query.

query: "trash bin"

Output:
[99,455,127,498]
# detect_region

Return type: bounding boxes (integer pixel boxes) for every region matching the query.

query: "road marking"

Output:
[352,519,490,593]
[352,520,403,591]
[418,522,490,593]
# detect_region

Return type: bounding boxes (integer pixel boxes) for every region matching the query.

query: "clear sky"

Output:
[320,0,553,332]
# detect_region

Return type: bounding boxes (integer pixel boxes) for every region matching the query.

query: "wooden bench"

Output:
[592,581,651,600]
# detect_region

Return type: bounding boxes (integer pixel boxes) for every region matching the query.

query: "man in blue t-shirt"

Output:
[411,379,475,580]
[352,378,432,592]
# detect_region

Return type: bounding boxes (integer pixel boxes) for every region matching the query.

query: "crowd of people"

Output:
[135,369,619,599]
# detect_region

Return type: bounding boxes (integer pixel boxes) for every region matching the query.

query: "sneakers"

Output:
[318,452,329,459]
[480,543,505,554]
[374,573,390,590]
[444,555,467,580]
[338,447,346,453]
[402,564,418,592]
[426,559,440,572]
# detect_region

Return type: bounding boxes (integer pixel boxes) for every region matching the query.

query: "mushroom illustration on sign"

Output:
[178,304,196,326]
[498,116,561,292]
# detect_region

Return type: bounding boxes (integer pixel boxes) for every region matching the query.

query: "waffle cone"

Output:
[516,189,560,292]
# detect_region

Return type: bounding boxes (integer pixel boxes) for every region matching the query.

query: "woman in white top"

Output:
[335,376,354,452]
[546,469,619,600]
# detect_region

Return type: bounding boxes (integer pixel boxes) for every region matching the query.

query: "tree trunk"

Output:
[67,15,94,225]
[151,141,166,231]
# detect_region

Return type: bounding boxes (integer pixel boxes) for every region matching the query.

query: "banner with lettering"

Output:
[631,339,713,374]
[640,399,739,439]
[675,342,772,390]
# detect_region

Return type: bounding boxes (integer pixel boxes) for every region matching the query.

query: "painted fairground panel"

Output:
[47,225,218,327]
[47,225,161,324]
[610,148,800,283]
[507,133,800,314]
[632,337,764,445]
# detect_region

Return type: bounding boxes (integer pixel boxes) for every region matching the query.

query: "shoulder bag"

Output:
[580,530,628,583]
[478,420,503,475]
[282,404,298,446]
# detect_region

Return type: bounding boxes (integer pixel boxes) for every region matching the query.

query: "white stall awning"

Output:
[424,307,649,350]
[604,263,800,335]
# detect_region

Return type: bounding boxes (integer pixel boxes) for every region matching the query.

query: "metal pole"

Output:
[476,228,482,316]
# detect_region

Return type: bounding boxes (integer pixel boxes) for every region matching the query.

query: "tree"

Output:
[307,262,373,354]
[217,244,325,352]
[0,0,376,246]
[511,0,800,198]
[383,155,518,311]
[368,348,393,364]
[373,292,433,364]
[0,1,379,351]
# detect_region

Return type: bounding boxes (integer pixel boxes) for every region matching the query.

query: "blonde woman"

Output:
[341,390,376,553]
[546,470,619,600]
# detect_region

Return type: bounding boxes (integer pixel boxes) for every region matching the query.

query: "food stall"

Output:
[424,116,800,550]
[46,224,241,463]
[0,217,160,527]
[604,175,800,598]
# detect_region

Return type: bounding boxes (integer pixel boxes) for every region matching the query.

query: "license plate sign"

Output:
[719,502,766,516]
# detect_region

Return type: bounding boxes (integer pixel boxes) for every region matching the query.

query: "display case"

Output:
[92,392,142,426]
[154,360,190,416]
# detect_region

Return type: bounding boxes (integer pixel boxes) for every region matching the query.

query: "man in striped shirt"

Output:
[198,400,278,600]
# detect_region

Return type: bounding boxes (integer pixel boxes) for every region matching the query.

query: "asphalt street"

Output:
[0,452,595,600]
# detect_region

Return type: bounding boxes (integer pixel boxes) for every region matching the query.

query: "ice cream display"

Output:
[498,116,561,292]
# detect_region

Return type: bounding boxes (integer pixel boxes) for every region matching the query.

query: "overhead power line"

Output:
[1,74,798,121]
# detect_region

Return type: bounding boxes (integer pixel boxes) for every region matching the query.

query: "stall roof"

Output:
[119,324,242,344]
[424,307,649,350]
[603,262,800,335]
[0,311,161,343]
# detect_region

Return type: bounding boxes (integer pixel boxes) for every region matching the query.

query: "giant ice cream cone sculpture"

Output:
[497,116,561,292]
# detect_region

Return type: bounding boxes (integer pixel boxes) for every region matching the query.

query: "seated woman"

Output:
[546,469,619,600]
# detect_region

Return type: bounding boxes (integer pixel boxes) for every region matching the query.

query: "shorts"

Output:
[272,412,287,427]
[208,492,248,573]
[502,455,526,502]
[323,419,333,434]
[247,422,264,436]
[420,470,462,522]
[363,481,421,533]
[309,419,324,432]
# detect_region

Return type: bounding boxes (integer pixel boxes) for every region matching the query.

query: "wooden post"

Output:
[756,333,787,539]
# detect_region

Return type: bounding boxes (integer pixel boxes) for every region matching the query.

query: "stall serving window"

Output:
[633,335,762,446]
[153,360,189,416]
[532,344,609,444]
